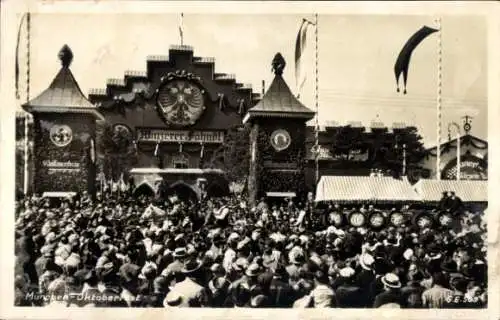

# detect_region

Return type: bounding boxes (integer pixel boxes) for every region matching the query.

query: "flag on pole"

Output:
[154,141,159,157]
[15,13,28,100]
[295,18,314,97]
[179,13,184,45]
[394,26,438,94]
[89,139,96,164]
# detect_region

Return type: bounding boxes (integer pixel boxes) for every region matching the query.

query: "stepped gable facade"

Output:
[88,45,259,199]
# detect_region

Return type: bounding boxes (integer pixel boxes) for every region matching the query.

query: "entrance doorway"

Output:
[166,182,199,203]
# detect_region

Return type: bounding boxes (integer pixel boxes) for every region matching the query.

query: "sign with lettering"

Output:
[137,129,224,144]
[442,155,487,180]
[34,116,95,194]
[42,160,81,174]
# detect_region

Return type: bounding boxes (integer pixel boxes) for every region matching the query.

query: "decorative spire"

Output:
[272,52,286,76]
[58,44,73,68]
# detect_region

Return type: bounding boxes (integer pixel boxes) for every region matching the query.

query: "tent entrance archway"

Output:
[165,182,200,203]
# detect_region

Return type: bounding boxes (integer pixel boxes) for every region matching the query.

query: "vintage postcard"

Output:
[0,1,498,319]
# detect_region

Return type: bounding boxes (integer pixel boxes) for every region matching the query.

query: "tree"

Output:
[222,124,250,184]
[96,123,137,181]
[328,125,427,179]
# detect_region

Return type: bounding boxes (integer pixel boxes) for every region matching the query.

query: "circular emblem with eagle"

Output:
[49,124,73,147]
[270,129,292,151]
[157,80,205,127]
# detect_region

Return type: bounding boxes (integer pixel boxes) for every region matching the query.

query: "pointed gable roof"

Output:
[22,45,103,120]
[243,53,315,123]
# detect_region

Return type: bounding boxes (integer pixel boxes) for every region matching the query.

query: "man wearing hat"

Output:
[266,264,295,307]
[208,275,231,307]
[310,270,336,308]
[400,269,425,308]
[286,250,305,288]
[162,247,187,288]
[422,272,454,308]
[168,259,210,307]
[223,233,239,274]
[372,273,403,308]
[336,267,363,308]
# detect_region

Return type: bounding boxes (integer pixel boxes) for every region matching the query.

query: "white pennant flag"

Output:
[295,18,314,98]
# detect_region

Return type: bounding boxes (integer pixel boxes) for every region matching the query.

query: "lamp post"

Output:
[448,122,461,181]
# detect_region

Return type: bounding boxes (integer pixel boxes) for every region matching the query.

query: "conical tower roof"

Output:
[22,45,103,120]
[243,53,315,123]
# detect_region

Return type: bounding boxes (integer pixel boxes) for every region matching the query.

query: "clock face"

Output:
[270,129,291,151]
[113,124,132,138]
[157,80,205,127]
[49,124,73,147]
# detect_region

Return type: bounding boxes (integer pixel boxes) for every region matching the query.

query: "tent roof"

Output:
[315,175,419,202]
[413,179,487,202]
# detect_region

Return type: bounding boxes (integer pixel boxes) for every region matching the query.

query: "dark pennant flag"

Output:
[394,26,438,94]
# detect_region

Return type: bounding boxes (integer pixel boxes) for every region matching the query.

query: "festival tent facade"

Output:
[314,175,420,203]
[413,179,487,203]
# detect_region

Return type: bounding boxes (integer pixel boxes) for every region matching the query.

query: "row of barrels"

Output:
[325,210,455,229]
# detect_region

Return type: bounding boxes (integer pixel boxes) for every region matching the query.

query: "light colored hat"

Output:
[359,253,375,271]
[403,249,414,261]
[228,233,240,243]
[299,235,309,245]
[45,232,56,243]
[382,273,402,289]
[339,267,355,278]
[232,257,249,272]
[163,291,184,308]
[173,247,187,258]
[237,237,251,251]
[64,253,81,268]
[334,229,346,238]
[245,263,261,277]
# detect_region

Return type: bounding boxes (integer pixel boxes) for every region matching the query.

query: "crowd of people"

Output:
[14,190,487,308]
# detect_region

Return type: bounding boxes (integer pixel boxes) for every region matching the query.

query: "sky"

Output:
[14,13,487,147]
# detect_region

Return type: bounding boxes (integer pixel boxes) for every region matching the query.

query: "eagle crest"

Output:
[272,53,286,76]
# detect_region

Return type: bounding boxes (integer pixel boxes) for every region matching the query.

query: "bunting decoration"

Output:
[294,18,314,97]
[394,26,438,94]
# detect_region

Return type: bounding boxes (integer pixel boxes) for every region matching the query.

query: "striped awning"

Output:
[315,176,419,202]
[42,192,77,198]
[413,179,487,202]
[266,192,296,198]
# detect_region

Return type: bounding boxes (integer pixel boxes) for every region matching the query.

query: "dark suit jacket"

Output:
[373,290,403,308]
[269,278,296,307]
[335,285,364,308]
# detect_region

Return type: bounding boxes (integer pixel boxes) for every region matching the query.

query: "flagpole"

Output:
[179,13,184,46]
[24,12,31,196]
[314,13,319,184]
[436,17,442,181]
